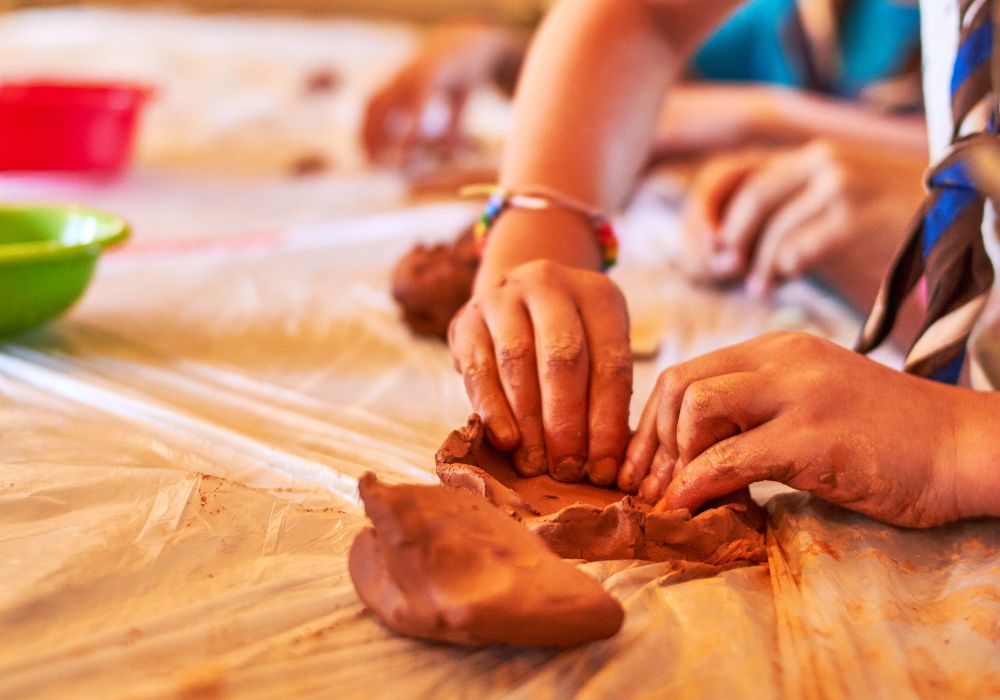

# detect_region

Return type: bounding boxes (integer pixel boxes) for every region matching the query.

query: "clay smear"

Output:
[349,473,624,647]
[436,415,767,565]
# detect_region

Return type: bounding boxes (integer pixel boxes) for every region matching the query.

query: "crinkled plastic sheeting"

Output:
[0,8,998,699]
[2,199,998,698]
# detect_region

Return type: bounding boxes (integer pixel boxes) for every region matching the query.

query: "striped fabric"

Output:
[857,0,998,383]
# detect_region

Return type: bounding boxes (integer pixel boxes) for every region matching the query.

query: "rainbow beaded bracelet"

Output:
[460,184,619,271]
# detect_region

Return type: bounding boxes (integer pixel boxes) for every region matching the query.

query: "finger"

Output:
[399,100,428,168]
[716,153,812,275]
[479,290,548,476]
[690,150,763,233]
[745,176,834,297]
[448,305,519,452]
[657,420,799,513]
[772,219,838,280]
[637,445,677,504]
[674,371,775,465]
[625,342,762,487]
[573,280,632,486]
[362,88,396,163]
[684,155,762,279]
[524,282,590,482]
[637,370,764,502]
[618,379,661,493]
[442,88,469,158]
[679,202,718,280]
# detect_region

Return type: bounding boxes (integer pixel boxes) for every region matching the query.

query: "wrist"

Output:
[474,208,602,292]
[944,388,1000,520]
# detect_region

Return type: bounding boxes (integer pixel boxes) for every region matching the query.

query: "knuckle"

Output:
[518,258,560,282]
[496,340,533,371]
[461,356,493,383]
[656,366,690,404]
[541,334,585,372]
[447,305,472,351]
[592,350,632,382]
[702,442,736,476]
[782,331,823,353]
[680,381,715,420]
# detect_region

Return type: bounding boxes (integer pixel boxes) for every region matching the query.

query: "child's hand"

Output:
[618,332,974,528]
[362,24,524,165]
[679,138,923,297]
[448,259,632,485]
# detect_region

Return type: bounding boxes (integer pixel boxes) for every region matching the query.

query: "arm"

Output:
[652,83,928,157]
[450,0,742,482]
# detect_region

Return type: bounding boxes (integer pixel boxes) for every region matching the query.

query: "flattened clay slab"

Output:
[435,415,767,565]
[349,473,624,647]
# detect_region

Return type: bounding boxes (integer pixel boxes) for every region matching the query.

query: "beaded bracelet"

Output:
[460,184,619,271]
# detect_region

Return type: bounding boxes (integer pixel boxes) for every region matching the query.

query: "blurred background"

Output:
[0,0,540,24]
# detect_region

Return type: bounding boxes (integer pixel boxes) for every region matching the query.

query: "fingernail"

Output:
[637,475,663,504]
[485,419,516,449]
[551,457,586,482]
[514,445,547,476]
[588,457,618,487]
[617,458,640,493]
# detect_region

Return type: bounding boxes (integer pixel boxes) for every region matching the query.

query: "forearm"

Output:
[950,388,1000,519]
[479,0,740,285]
[758,87,928,155]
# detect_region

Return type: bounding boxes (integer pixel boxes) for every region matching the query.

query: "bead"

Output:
[466,185,618,272]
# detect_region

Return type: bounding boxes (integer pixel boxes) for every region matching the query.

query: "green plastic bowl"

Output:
[0,204,129,338]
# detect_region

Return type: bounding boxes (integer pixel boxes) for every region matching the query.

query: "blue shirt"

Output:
[692,0,921,100]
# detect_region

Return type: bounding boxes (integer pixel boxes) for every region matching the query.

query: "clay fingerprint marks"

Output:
[435,415,767,566]
[643,492,768,565]
[348,473,624,647]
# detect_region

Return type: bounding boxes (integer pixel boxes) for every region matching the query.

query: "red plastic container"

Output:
[0,80,152,173]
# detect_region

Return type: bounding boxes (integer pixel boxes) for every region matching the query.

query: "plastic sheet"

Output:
[0,8,997,699]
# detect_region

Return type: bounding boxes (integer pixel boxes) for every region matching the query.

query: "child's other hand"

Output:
[618,332,969,528]
[448,259,632,486]
[362,24,522,165]
[679,138,923,296]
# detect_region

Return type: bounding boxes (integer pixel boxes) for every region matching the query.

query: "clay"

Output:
[435,415,767,565]
[303,68,341,95]
[288,153,328,176]
[390,226,478,339]
[349,473,625,647]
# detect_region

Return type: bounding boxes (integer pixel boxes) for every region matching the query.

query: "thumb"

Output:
[656,420,797,513]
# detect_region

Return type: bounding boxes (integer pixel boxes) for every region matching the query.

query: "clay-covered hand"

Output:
[618,332,979,529]
[679,138,924,297]
[362,24,524,164]
[448,259,632,486]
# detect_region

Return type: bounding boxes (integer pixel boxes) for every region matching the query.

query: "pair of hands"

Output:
[448,138,963,528]
[455,288,966,528]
